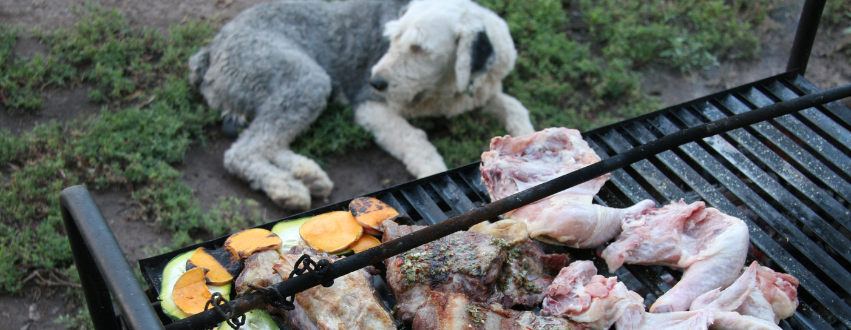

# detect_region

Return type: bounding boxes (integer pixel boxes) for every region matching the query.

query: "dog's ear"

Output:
[455,29,497,93]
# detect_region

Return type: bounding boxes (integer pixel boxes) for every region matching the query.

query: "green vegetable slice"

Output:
[159,250,231,320]
[218,309,278,330]
[271,217,311,253]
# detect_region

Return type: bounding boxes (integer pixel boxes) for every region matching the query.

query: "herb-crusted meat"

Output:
[382,221,508,322]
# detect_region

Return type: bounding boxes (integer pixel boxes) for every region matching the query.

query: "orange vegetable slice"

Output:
[172,267,212,315]
[224,228,282,259]
[348,234,381,253]
[348,197,399,236]
[299,211,363,253]
[187,247,234,286]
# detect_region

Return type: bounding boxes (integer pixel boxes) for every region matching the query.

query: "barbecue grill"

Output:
[59,0,851,329]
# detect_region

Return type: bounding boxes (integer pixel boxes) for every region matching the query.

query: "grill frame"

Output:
[58,0,851,328]
[136,72,851,330]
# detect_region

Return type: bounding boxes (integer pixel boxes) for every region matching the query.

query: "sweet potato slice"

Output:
[186,247,234,286]
[348,234,381,254]
[172,267,212,315]
[224,228,282,259]
[348,197,399,236]
[206,247,243,277]
[299,211,363,253]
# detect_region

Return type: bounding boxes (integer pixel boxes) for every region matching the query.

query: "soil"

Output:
[1,0,849,329]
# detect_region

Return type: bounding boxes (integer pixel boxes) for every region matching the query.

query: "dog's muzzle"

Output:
[370,77,389,92]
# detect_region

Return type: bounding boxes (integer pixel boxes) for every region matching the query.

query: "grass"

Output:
[0,1,779,328]
[426,0,778,167]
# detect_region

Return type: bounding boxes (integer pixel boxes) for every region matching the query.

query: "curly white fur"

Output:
[190,0,534,210]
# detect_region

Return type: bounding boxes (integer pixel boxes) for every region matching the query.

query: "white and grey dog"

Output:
[189,0,534,210]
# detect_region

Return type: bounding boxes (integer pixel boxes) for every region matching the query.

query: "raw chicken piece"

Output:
[750,263,799,322]
[541,260,645,329]
[480,127,656,248]
[690,261,798,325]
[601,200,750,313]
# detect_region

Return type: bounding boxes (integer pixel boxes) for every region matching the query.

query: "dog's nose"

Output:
[370,77,388,91]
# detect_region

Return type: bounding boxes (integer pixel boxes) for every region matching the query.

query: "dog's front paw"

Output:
[410,159,448,179]
[264,179,312,211]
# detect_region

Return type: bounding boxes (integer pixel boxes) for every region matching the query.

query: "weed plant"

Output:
[1,1,777,328]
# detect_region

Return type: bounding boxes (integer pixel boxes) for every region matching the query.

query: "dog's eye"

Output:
[410,45,423,54]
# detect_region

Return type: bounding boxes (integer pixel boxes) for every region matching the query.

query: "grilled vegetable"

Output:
[172,267,212,315]
[187,247,235,286]
[224,228,282,259]
[299,211,363,253]
[218,309,277,330]
[349,197,400,236]
[270,217,311,253]
[348,234,382,253]
[159,251,231,320]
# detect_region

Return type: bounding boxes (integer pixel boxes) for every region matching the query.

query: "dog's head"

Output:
[370,0,515,106]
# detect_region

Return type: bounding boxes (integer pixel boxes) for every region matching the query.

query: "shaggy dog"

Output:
[189,0,534,210]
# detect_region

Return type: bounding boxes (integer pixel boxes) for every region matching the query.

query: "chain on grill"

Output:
[203,292,245,330]
[244,254,334,313]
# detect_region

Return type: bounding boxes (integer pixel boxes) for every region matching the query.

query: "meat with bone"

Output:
[541,260,646,330]
[690,261,797,327]
[412,291,589,330]
[540,260,770,330]
[382,221,508,322]
[480,127,656,248]
[469,219,571,307]
[234,249,285,297]
[750,263,799,323]
[600,200,750,313]
[382,220,571,321]
[273,245,397,330]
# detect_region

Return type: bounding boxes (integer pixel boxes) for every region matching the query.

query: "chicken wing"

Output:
[480,127,655,248]
[601,200,750,312]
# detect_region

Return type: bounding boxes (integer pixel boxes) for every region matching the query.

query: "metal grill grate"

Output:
[140,73,851,329]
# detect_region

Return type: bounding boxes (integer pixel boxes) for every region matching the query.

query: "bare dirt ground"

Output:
[1,0,849,329]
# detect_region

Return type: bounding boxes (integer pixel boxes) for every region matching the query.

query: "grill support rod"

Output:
[787,0,825,75]
[166,82,851,330]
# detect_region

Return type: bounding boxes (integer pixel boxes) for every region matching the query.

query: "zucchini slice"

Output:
[159,250,232,320]
[271,217,311,253]
[218,309,278,330]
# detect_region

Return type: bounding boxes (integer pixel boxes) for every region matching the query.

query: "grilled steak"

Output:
[412,291,588,330]
[382,221,508,322]
[273,246,397,330]
[383,220,571,321]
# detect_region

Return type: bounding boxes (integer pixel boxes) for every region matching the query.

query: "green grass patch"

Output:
[0,6,263,300]
[424,0,777,168]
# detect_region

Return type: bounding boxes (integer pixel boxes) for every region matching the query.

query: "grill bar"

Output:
[159,79,851,330]
[579,77,851,328]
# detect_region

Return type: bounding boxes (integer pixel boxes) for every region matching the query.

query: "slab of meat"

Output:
[382,221,508,322]
[412,291,588,330]
[234,249,285,296]
[273,245,397,330]
[480,127,656,248]
[541,260,646,329]
[469,219,571,307]
[690,261,798,326]
[600,200,750,313]
[750,263,799,322]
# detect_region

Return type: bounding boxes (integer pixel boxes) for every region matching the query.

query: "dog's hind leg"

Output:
[216,36,334,210]
[483,93,536,137]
